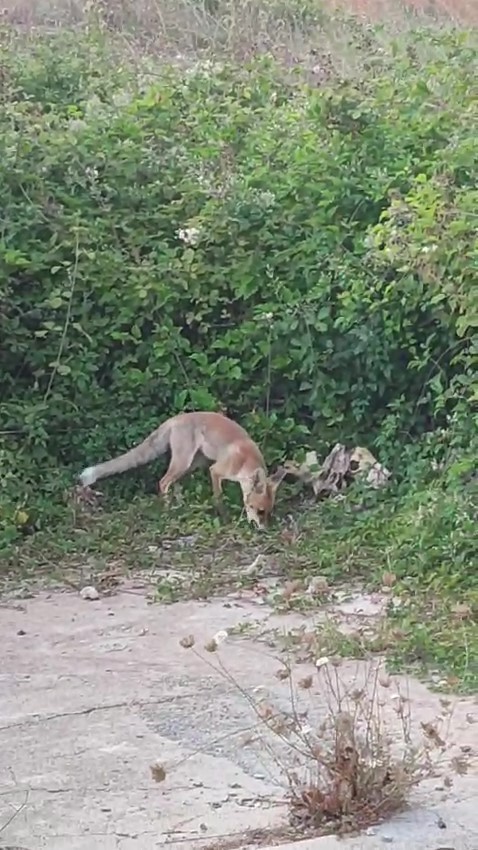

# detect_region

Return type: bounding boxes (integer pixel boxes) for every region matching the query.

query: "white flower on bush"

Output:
[256,190,276,208]
[68,118,87,133]
[245,188,276,209]
[177,226,201,247]
[85,166,99,182]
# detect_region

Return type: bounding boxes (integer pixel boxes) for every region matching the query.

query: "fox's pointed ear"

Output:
[267,465,288,496]
[251,467,267,493]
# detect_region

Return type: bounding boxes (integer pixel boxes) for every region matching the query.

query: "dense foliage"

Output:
[0,27,476,543]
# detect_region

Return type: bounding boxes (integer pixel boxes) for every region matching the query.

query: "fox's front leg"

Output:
[209,465,227,518]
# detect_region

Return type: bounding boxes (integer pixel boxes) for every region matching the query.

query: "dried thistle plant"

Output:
[276,661,453,833]
[173,637,466,837]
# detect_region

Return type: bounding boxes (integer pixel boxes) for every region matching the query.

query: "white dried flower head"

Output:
[315,656,329,669]
[213,629,228,645]
[177,226,201,246]
[85,166,99,182]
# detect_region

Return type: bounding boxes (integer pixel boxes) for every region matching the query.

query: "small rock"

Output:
[437,816,447,829]
[80,585,100,600]
[381,837,394,844]
[17,629,27,636]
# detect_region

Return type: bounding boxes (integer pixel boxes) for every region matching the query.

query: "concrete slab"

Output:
[0,588,476,850]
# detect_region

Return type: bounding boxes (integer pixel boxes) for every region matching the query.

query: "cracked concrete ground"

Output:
[0,587,477,850]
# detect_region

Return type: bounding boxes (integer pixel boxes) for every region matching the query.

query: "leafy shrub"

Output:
[0,27,477,543]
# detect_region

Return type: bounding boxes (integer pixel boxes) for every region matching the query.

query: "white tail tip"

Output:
[79,466,97,487]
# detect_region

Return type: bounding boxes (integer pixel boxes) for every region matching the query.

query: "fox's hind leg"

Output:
[157,430,199,502]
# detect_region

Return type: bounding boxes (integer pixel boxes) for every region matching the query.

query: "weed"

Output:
[172,636,464,839]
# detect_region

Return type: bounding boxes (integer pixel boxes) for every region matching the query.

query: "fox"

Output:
[79,411,287,529]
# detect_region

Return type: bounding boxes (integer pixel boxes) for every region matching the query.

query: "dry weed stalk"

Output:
[282,661,446,832]
[176,636,458,835]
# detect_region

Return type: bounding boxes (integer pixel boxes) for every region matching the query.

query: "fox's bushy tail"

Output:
[79,422,170,487]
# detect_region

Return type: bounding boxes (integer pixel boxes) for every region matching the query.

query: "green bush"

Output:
[1,27,477,544]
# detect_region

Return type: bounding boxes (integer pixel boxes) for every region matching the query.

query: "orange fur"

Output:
[79,411,286,529]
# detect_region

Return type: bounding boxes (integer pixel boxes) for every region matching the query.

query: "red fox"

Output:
[79,411,286,529]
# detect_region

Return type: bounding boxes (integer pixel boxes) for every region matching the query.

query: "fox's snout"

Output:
[244,492,274,530]
[246,508,268,530]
